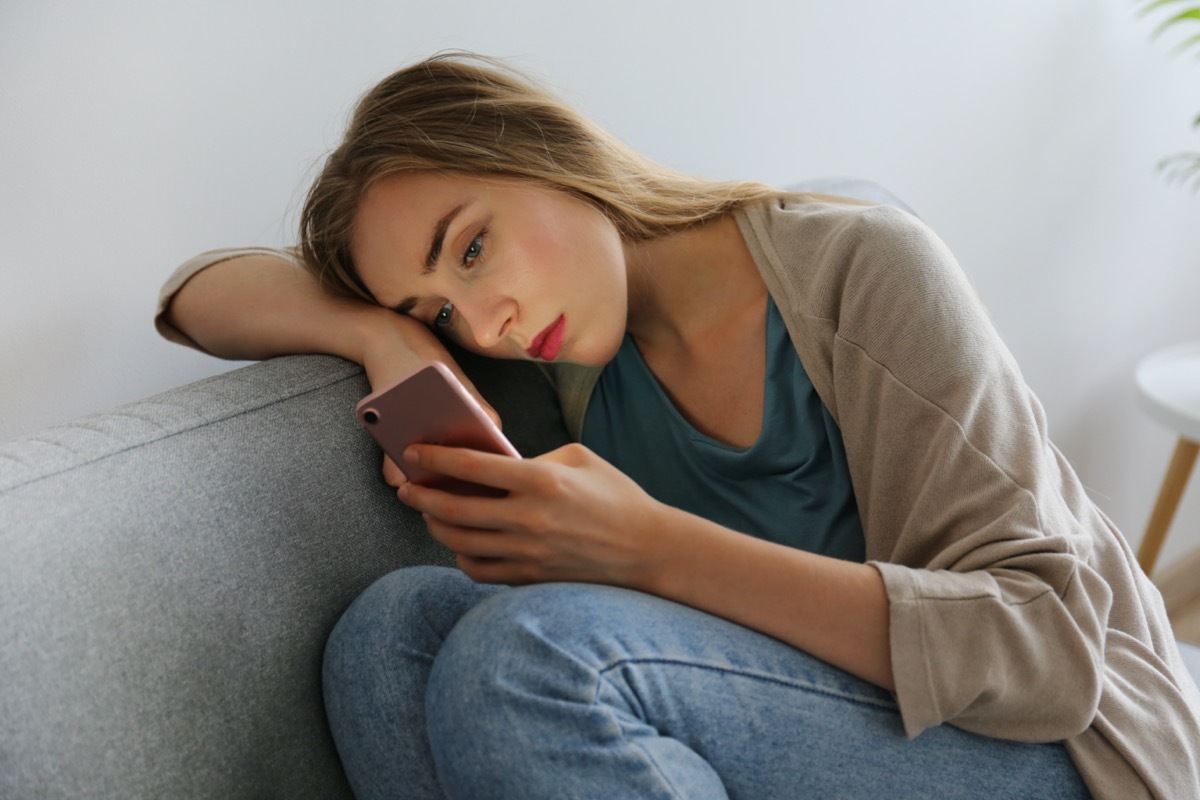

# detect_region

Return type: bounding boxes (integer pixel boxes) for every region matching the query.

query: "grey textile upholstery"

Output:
[0,351,568,799]
[3,179,1197,798]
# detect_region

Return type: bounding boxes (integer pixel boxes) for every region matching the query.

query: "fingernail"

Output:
[404,447,418,464]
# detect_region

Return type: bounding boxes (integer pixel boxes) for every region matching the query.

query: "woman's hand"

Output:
[402,436,897,693]
[358,313,502,489]
[396,442,667,588]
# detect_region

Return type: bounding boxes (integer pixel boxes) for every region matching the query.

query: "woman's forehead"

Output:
[358,173,471,231]
[353,175,468,268]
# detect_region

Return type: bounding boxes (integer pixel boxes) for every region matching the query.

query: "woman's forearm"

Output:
[638,505,895,692]
[163,254,399,363]
[162,252,499,426]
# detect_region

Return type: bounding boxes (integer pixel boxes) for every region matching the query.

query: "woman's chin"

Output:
[570,334,625,368]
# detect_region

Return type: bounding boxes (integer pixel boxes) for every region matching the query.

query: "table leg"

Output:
[1139,437,1200,576]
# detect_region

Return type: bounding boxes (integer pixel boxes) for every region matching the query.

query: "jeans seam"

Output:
[597,656,897,713]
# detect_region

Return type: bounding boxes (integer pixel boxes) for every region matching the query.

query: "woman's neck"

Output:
[622,214,766,354]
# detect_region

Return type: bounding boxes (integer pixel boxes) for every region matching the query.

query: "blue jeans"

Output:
[322,566,1090,799]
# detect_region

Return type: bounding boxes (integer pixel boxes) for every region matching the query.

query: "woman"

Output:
[156,53,1199,798]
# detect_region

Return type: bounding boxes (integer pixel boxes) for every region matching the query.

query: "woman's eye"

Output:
[434,301,454,328]
[462,232,484,266]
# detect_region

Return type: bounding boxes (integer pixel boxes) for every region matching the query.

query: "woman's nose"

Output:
[458,295,515,350]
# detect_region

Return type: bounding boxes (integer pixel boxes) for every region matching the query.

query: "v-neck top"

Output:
[580,297,865,562]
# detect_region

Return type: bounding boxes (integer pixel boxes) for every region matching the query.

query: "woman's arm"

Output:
[161,252,502,486]
[162,252,495,404]
[643,502,894,691]
[394,442,895,692]
[165,254,419,367]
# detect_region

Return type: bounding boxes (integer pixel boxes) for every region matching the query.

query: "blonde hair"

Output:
[299,52,779,302]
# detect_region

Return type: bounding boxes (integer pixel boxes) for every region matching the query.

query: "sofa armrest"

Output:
[0,352,568,799]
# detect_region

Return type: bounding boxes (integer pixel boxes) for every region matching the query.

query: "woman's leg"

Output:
[322,566,505,800]
[426,582,1091,800]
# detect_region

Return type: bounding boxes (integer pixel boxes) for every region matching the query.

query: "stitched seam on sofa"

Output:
[0,371,365,494]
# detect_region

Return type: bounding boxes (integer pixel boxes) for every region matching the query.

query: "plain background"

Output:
[2,0,1198,571]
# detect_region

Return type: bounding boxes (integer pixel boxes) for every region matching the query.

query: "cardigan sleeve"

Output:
[154,246,304,351]
[792,205,1118,741]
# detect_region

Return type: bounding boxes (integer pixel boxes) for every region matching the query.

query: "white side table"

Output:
[1135,341,1200,575]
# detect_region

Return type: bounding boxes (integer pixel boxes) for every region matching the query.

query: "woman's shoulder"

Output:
[744,192,936,252]
[737,194,959,311]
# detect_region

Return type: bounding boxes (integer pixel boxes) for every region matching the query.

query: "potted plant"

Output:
[1137,0,1200,190]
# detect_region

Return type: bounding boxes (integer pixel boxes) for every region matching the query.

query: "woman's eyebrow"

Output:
[391,202,468,316]
[424,203,467,271]
[392,297,419,315]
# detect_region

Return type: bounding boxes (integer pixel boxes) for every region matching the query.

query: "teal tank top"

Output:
[581,298,865,562]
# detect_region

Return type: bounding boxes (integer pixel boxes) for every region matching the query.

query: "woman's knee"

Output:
[323,566,499,687]
[424,582,650,721]
[423,584,622,783]
[435,582,635,663]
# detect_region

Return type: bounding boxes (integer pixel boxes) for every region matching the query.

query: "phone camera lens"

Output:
[363,409,379,425]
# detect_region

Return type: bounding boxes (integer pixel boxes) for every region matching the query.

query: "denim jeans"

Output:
[322,566,1091,799]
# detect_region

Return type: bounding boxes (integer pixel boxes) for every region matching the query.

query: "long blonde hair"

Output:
[299,52,779,301]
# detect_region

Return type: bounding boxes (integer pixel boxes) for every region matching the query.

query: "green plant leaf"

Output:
[1176,29,1200,56]
[1134,1,1200,194]
[1153,9,1200,41]
[1137,0,1196,17]
[1158,152,1200,193]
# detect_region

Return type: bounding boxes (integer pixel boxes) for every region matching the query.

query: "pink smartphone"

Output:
[355,361,520,495]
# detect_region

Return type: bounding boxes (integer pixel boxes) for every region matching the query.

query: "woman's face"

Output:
[351,171,629,366]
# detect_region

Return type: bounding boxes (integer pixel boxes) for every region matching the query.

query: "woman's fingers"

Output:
[398,478,511,531]
[400,442,663,588]
[424,514,557,586]
[382,455,409,488]
[403,443,526,492]
[423,515,512,558]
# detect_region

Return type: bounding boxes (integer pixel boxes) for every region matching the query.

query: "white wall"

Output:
[2,1,1198,569]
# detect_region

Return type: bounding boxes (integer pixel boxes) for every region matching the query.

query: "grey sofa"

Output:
[0,350,570,798]
[4,180,1198,798]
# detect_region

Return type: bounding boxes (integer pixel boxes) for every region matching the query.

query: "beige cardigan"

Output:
[158,198,1200,798]
[556,197,1200,798]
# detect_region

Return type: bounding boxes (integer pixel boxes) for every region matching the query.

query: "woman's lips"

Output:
[526,315,566,361]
